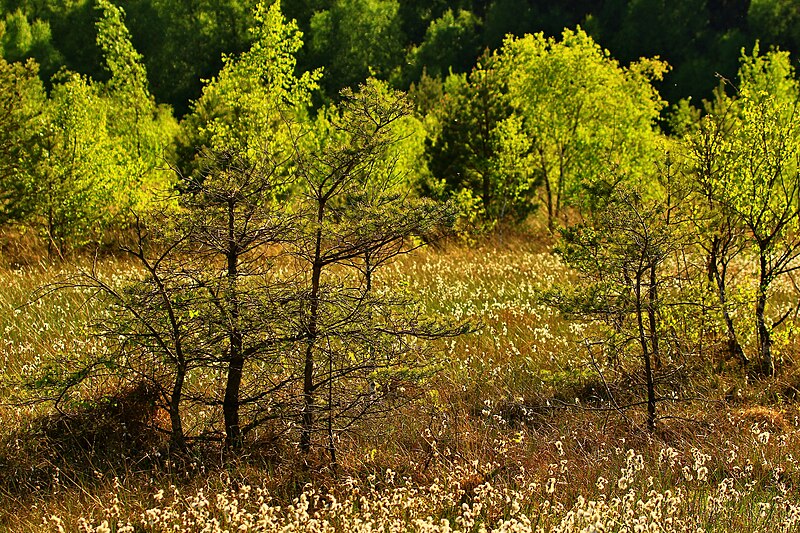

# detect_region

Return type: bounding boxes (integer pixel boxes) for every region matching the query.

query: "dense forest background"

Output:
[1,0,795,114]
[3,0,800,255]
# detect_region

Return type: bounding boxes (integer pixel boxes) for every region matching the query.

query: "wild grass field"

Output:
[1,237,800,532]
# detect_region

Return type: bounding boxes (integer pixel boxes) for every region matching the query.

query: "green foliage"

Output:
[397,0,462,44]
[597,0,747,106]
[552,173,690,429]
[177,1,320,180]
[714,47,800,244]
[308,0,404,98]
[405,9,482,82]
[29,81,458,454]
[33,72,120,252]
[0,9,62,79]
[499,27,667,229]
[124,0,257,116]
[367,81,431,195]
[667,98,703,137]
[482,0,536,50]
[686,45,800,374]
[611,0,706,64]
[4,0,105,84]
[425,53,536,226]
[297,78,450,234]
[95,0,177,212]
[0,0,774,116]
[95,0,147,102]
[0,1,176,252]
[0,57,44,225]
[291,79,459,454]
[483,0,588,50]
[748,0,800,54]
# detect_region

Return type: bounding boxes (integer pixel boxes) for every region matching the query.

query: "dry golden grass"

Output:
[2,237,800,531]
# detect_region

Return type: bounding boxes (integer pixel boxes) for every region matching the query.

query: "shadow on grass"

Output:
[0,382,167,499]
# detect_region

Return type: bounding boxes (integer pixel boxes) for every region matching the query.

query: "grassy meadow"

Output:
[1,236,800,532]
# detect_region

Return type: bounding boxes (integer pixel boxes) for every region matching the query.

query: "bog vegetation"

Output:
[2,1,800,531]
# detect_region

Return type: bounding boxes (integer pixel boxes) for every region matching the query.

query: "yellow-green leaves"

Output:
[425,52,536,226]
[706,46,800,247]
[0,1,179,252]
[0,58,45,225]
[36,72,120,251]
[499,27,668,228]
[686,45,800,375]
[95,0,177,215]
[425,27,669,231]
[180,1,321,175]
[96,0,148,102]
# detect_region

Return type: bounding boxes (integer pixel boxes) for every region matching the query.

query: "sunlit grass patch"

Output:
[2,239,800,531]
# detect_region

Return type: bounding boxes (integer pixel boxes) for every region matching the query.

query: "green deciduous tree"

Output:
[396,0,460,45]
[499,27,667,231]
[749,0,800,58]
[425,53,536,226]
[687,46,800,376]
[0,9,62,80]
[6,0,176,253]
[121,0,257,116]
[0,57,44,226]
[683,90,749,368]
[33,72,120,254]
[95,0,177,215]
[307,0,404,99]
[404,9,482,82]
[7,0,105,85]
[177,0,320,181]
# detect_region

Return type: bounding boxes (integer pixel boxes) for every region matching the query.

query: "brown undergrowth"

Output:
[2,236,800,531]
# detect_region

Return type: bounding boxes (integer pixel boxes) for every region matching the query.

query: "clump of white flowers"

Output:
[65,442,800,533]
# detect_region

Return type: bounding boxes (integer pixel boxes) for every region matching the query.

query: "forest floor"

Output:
[1,237,799,532]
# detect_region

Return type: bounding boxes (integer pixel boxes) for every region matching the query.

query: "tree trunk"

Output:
[148,257,187,452]
[223,327,244,448]
[756,250,773,376]
[327,346,338,474]
[223,200,244,448]
[170,368,186,451]
[647,262,661,370]
[300,207,324,454]
[635,270,657,432]
[707,237,748,366]
[482,172,491,217]
[543,171,554,233]
[556,147,564,223]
